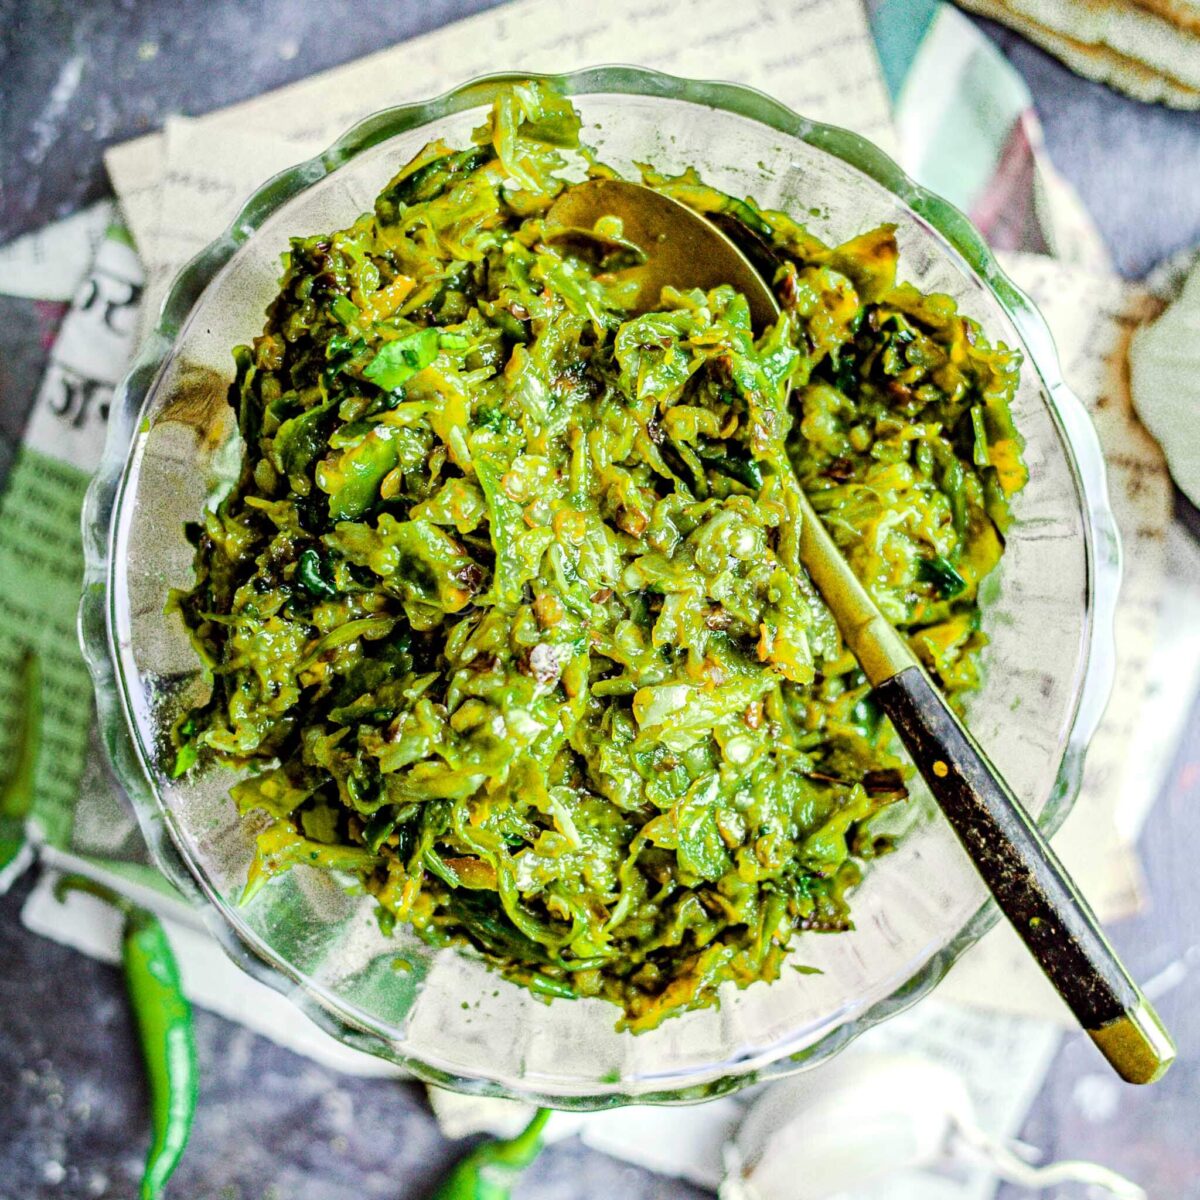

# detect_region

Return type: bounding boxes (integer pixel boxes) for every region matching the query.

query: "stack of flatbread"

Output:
[957,0,1200,107]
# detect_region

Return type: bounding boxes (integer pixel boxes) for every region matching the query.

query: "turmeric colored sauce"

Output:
[173,82,1025,1029]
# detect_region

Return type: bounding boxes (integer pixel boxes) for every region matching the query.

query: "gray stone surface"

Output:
[0,875,711,1198]
[2,3,1200,1198]
[0,0,510,245]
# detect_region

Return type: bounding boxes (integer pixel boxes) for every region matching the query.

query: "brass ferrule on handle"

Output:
[1089,1004,1176,1085]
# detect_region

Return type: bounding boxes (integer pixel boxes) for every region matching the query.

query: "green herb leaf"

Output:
[363,328,440,390]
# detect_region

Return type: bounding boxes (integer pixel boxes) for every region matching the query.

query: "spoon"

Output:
[547,179,1175,1084]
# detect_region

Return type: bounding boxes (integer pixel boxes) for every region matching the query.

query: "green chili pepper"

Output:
[0,649,41,872]
[55,875,198,1200]
[430,1108,550,1200]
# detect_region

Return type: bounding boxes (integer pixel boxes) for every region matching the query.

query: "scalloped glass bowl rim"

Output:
[80,65,1121,1108]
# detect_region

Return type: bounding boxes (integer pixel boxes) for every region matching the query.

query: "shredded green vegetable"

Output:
[172,81,1025,1030]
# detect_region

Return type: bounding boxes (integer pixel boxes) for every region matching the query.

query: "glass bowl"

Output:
[80,66,1120,1108]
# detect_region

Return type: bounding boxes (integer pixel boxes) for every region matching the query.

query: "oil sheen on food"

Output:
[172,82,1026,1030]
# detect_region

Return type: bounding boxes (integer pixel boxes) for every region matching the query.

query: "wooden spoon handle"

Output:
[874,664,1175,1084]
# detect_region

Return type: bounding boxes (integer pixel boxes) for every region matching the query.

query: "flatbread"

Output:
[990,0,1200,89]
[1130,0,1200,37]
[958,0,1200,108]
